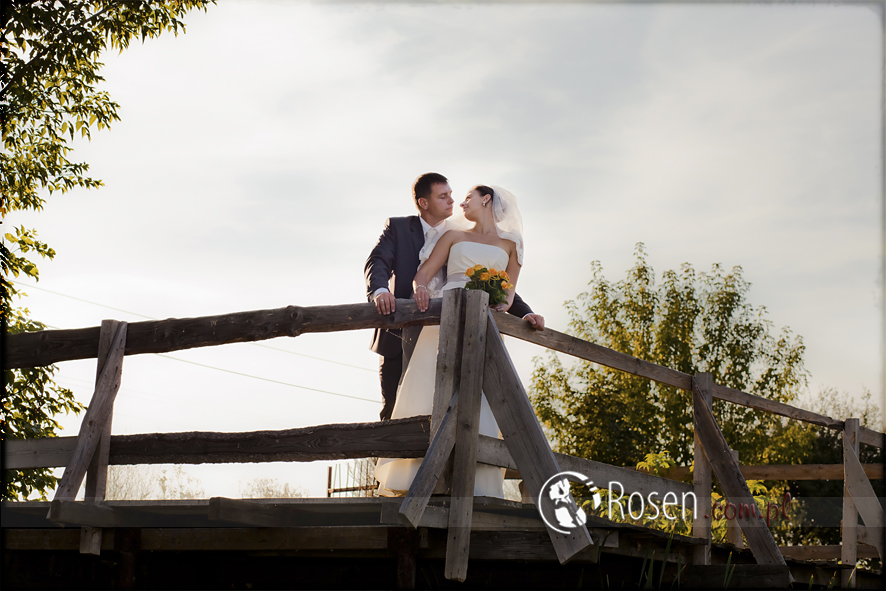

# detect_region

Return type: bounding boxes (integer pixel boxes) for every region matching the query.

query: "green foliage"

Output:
[2,0,213,500]
[530,243,810,468]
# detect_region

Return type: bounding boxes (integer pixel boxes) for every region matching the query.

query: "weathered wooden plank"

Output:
[141,526,395,551]
[445,290,489,583]
[692,373,713,566]
[52,322,127,502]
[432,290,464,438]
[657,463,885,482]
[726,450,745,550]
[779,544,880,561]
[682,564,791,589]
[857,526,881,552]
[844,446,885,530]
[48,500,124,528]
[858,426,885,449]
[431,290,464,497]
[692,377,788,569]
[503,453,694,498]
[81,320,120,556]
[208,497,289,527]
[494,312,878,440]
[1,526,401,552]
[843,426,883,560]
[494,312,692,391]
[5,417,431,469]
[712,384,844,431]
[842,418,859,588]
[5,300,444,369]
[399,393,458,528]
[483,312,594,564]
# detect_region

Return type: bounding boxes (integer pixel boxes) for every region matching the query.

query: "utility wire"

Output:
[11,280,376,372]
[153,354,377,403]
[41,322,377,405]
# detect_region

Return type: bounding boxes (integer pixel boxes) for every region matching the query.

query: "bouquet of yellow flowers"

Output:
[464,265,513,306]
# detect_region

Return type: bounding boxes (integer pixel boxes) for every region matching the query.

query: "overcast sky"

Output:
[9,1,882,498]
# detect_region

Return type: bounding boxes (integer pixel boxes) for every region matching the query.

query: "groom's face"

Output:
[422,182,454,220]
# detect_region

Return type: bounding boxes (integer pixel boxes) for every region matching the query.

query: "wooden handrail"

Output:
[5,417,432,469]
[3,299,443,369]
[5,298,883,448]
[494,313,885,448]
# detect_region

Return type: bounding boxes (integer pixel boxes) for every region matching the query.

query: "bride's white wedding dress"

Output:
[375,241,508,498]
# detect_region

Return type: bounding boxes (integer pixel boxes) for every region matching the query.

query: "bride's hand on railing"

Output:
[414,284,430,312]
[491,302,510,312]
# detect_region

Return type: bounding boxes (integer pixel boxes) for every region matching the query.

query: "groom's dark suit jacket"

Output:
[365,215,532,358]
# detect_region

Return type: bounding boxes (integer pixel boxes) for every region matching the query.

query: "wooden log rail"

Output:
[3,300,443,369]
[493,313,885,449]
[5,298,883,448]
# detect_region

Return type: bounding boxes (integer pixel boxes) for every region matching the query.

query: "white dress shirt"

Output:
[373,217,446,299]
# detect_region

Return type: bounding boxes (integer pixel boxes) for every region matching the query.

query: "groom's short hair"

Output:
[413,172,449,208]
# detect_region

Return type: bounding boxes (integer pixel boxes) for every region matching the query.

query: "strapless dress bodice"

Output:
[442,241,509,290]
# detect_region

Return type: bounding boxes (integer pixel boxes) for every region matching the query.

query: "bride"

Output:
[375,184,524,498]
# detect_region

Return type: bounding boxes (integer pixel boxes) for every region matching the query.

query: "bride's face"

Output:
[460,189,488,221]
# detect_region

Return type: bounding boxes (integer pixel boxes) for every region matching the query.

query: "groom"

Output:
[365,172,545,421]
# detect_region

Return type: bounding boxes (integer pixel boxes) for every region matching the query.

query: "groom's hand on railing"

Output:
[374,291,396,315]
[523,313,545,331]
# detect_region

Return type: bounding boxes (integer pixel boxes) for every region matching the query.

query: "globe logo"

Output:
[538,471,601,534]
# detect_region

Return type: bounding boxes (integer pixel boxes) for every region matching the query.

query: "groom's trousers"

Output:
[378,326,422,421]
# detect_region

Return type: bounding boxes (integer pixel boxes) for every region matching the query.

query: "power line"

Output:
[153,354,377,403]
[15,286,380,404]
[10,280,376,372]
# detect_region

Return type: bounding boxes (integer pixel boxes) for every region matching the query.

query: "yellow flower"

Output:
[479,272,490,281]
[500,271,510,282]
[465,267,476,278]
[501,281,511,290]
[472,264,484,273]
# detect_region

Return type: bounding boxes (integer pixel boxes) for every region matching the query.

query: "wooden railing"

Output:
[4,293,884,586]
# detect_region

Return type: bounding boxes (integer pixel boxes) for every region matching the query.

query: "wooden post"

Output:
[51,321,127,505]
[433,290,464,436]
[444,290,489,582]
[79,320,122,555]
[692,376,788,568]
[726,449,745,550]
[842,418,859,588]
[482,313,594,565]
[692,372,713,565]
[432,290,464,495]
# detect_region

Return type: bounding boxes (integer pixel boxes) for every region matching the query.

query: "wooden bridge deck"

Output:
[2,497,881,589]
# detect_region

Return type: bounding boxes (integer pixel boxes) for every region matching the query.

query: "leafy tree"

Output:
[158,465,205,500]
[239,477,308,499]
[532,244,882,554]
[2,0,213,500]
[530,243,810,468]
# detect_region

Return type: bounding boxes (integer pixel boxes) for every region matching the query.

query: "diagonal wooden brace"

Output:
[482,312,594,565]
[843,433,884,558]
[691,377,788,568]
[51,321,127,506]
[80,319,123,554]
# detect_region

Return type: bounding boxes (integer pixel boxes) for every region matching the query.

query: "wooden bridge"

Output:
[3,290,884,589]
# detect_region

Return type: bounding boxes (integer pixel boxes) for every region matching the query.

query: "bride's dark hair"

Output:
[474,185,494,204]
